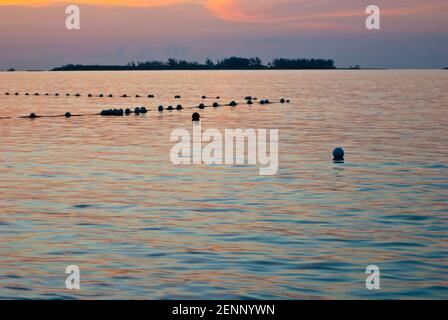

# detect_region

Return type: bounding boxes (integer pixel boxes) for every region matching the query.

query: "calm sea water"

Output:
[0,70,447,299]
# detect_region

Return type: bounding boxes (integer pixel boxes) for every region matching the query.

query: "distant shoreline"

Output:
[49,57,337,71]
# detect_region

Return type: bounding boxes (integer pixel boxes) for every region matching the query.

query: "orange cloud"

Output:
[1,0,447,31]
[0,0,190,6]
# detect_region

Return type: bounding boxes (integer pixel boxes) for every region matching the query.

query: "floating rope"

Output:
[0,95,290,120]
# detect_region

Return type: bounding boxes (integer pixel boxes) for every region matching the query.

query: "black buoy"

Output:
[125,108,131,115]
[167,106,174,111]
[280,98,286,103]
[333,147,345,162]
[99,94,104,97]
[175,95,181,99]
[158,105,164,112]
[5,92,10,95]
[148,94,155,98]
[66,93,70,96]
[109,94,113,98]
[229,101,238,107]
[244,96,252,100]
[65,112,72,118]
[75,93,81,97]
[55,93,59,96]
[176,105,183,110]
[213,102,219,108]
[140,107,148,113]
[15,92,19,96]
[136,95,141,98]
[25,93,29,96]
[45,93,49,96]
[29,113,37,119]
[216,96,220,99]
[34,93,39,96]
[286,100,290,103]
[110,109,123,116]
[192,112,200,122]
[134,107,141,114]
[202,95,207,99]
[247,100,253,105]
[198,103,205,109]
[88,94,92,97]
[121,94,128,98]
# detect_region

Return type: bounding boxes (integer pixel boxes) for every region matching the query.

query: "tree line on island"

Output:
[51,57,336,71]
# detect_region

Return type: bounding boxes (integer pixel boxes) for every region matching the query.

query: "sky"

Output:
[0,0,447,70]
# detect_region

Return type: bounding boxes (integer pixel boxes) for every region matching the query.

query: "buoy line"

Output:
[0,97,291,120]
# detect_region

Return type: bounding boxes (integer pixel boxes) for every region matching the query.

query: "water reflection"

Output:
[0,70,447,299]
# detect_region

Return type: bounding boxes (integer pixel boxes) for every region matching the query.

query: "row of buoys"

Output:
[4,92,157,98]
[2,96,291,121]
[100,106,149,116]
[4,92,290,103]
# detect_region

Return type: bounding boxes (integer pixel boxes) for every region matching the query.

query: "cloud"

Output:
[0,0,191,7]
[1,0,447,32]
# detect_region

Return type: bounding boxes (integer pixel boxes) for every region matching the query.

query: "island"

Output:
[51,57,337,71]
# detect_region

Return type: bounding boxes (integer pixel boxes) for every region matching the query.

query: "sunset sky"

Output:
[1,0,447,69]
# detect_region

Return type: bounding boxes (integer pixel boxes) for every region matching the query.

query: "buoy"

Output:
[286,100,290,103]
[140,107,148,113]
[55,93,59,96]
[176,105,183,110]
[15,92,19,96]
[66,93,70,96]
[175,95,181,99]
[202,95,207,99]
[213,102,219,108]
[125,108,131,115]
[136,95,141,98]
[158,105,164,112]
[134,107,141,114]
[65,112,72,118]
[167,106,174,111]
[75,93,81,97]
[29,113,37,119]
[229,101,238,107]
[121,94,128,98]
[216,96,220,99]
[99,94,104,97]
[280,98,286,103]
[333,147,345,161]
[198,103,205,109]
[247,100,253,105]
[148,94,155,98]
[109,94,113,98]
[45,93,49,96]
[88,94,92,97]
[25,93,29,96]
[245,96,252,100]
[34,93,39,96]
[5,92,9,95]
[192,112,200,122]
